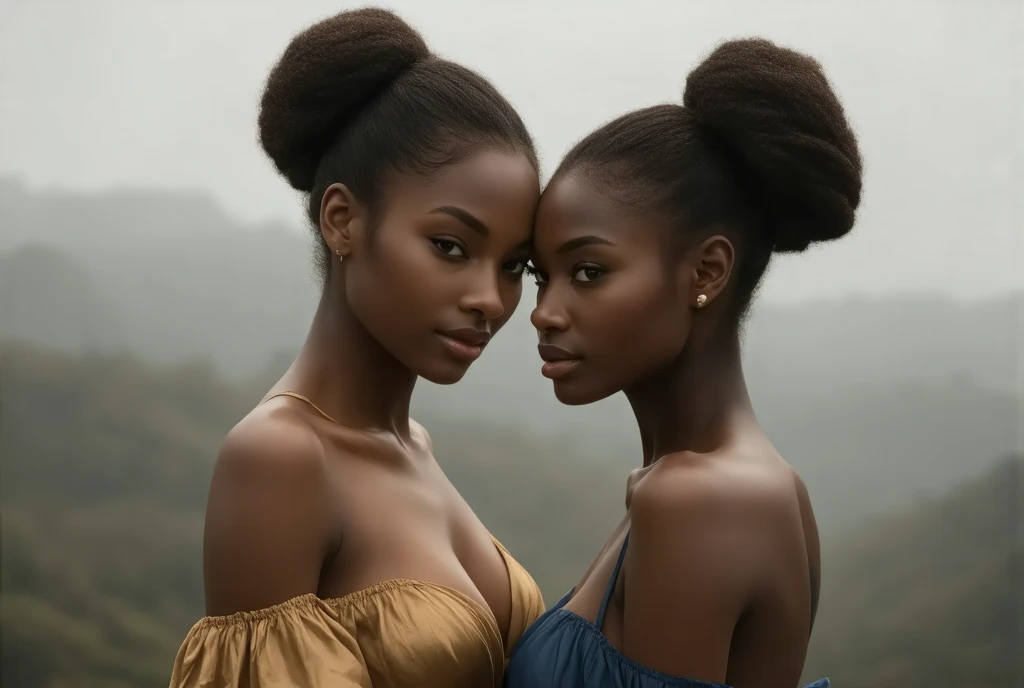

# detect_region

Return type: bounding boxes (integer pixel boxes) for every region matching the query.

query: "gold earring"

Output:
[696,294,707,308]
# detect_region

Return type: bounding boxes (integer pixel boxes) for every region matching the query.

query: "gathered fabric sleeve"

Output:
[169,594,371,688]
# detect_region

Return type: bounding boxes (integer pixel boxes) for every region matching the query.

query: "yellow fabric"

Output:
[169,538,544,687]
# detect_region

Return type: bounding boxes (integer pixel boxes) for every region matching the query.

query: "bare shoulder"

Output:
[202,404,334,616]
[206,404,331,519]
[620,452,809,680]
[630,452,797,538]
[213,404,328,485]
[627,452,809,615]
[626,452,798,605]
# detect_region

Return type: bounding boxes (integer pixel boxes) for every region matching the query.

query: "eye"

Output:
[503,258,528,275]
[572,265,605,283]
[431,238,466,258]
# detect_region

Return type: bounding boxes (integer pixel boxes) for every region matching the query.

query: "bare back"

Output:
[561,447,822,688]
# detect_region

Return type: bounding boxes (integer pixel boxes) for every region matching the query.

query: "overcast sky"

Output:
[1,0,1020,302]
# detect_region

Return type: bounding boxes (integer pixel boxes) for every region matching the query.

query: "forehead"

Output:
[385,150,539,228]
[534,172,667,254]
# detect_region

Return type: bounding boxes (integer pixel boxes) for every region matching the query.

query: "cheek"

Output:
[596,274,675,335]
[348,236,438,329]
[583,272,688,373]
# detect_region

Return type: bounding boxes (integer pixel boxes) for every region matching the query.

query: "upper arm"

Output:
[621,467,773,683]
[795,474,821,633]
[202,415,333,616]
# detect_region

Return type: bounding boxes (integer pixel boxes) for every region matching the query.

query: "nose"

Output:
[531,289,569,334]
[459,268,505,321]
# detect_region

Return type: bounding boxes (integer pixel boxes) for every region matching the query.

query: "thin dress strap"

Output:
[261,391,340,425]
[596,532,630,630]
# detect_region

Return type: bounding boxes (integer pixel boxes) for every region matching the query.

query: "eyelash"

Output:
[524,263,605,285]
[572,265,605,283]
[431,238,466,258]
[524,263,547,285]
[503,258,529,276]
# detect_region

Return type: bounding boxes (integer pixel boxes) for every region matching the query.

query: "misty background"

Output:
[1,1,1022,687]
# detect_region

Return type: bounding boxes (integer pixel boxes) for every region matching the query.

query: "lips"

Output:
[437,328,491,362]
[442,328,491,346]
[537,344,581,380]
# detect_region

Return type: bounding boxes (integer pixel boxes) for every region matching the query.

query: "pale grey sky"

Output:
[1,0,1021,302]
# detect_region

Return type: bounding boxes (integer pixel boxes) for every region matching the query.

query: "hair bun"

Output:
[683,38,863,252]
[257,8,431,192]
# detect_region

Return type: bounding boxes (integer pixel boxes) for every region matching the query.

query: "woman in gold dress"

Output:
[170,8,544,687]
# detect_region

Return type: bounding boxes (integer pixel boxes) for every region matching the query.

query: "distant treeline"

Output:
[0,342,1020,687]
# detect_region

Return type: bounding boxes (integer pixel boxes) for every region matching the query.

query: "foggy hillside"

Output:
[1,343,1019,687]
[1,177,1020,535]
[800,453,1023,687]
[2,3,1020,685]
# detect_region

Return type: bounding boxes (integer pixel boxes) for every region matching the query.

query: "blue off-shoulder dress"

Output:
[506,534,830,688]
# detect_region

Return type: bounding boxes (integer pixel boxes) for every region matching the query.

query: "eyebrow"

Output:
[429,206,490,237]
[557,235,615,254]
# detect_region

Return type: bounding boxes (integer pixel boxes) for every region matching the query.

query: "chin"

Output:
[419,361,471,386]
[551,379,616,406]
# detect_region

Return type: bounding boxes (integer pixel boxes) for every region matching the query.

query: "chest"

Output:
[319,450,515,643]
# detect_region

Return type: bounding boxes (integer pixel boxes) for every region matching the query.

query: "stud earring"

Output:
[696,294,707,308]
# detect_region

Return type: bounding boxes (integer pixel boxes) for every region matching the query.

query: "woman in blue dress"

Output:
[509,38,862,688]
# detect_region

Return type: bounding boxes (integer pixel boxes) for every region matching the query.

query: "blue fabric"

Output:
[505,534,830,688]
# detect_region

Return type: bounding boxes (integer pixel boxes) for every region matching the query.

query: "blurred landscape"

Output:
[1,177,1021,688]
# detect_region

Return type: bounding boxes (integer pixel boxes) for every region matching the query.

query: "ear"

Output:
[319,182,369,260]
[690,235,735,309]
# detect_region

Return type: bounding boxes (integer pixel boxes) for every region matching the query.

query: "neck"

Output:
[279,272,417,439]
[624,330,755,467]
